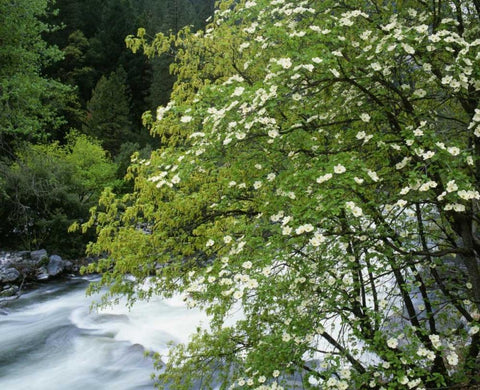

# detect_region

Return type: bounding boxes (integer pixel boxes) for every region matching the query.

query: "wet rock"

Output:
[1,250,81,292]
[0,252,27,268]
[30,249,48,265]
[0,285,19,298]
[15,251,30,260]
[92,313,130,324]
[47,255,65,277]
[129,343,145,352]
[36,266,49,281]
[0,268,20,283]
[63,260,73,272]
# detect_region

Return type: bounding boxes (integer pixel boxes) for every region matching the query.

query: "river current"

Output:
[0,277,209,389]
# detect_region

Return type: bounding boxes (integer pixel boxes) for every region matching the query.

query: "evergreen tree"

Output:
[43,0,216,139]
[46,0,85,48]
[164,0,197,32]
[85,67,134,155]
[59,30,95,104]
[85,0,153,135]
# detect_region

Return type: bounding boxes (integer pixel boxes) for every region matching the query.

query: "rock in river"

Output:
[0,268,20,284]
[47,255,65,277]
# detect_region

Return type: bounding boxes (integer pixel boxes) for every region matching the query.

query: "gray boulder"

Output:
[0,268,20,283]
[36,266,49,281]
[63,260,73,272]
[30,249,48,264]
[47,255,65,276]
[0,251,28,268]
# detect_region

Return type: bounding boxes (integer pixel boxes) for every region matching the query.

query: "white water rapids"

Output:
[0,277,209,389]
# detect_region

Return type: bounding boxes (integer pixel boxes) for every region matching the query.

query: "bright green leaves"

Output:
[86,0,480,388]
[0,132,118,255]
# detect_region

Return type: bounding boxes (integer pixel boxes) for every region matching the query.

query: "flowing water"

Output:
[0,277,209,390]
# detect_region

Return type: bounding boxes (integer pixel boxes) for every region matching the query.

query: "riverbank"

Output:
[0,250,89,301]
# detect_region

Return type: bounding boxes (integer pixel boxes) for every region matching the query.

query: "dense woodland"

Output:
[0,0,214,256]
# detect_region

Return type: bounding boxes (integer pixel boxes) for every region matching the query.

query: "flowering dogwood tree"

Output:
[83,0,480,388]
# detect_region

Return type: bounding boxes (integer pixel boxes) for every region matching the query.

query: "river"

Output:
[0,277,209,389]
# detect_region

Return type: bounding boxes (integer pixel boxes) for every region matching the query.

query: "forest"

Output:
[0,0,214,256]
[2,0,480,389]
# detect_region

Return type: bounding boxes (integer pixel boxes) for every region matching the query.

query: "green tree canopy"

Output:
[0,0,73,150]
[0,132,118,255]
[84,0,480,388]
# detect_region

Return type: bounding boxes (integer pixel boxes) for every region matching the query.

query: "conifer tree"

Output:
[85,67,134,155]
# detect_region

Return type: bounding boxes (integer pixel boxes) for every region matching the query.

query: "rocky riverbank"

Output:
[0,250,84,300]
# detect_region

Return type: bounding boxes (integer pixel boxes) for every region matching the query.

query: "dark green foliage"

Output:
[146,56,176,109]
[0,0,215,253]
[136,0,213,33]
[84,67,135,155]
[0,0,74,151]
[58,31,95,104]
[114,142,153,192]
[138,0,214,110]
[0,133,118,257]
[160,0,197,32]
[191,0,214,25]
[44,0,216,145]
